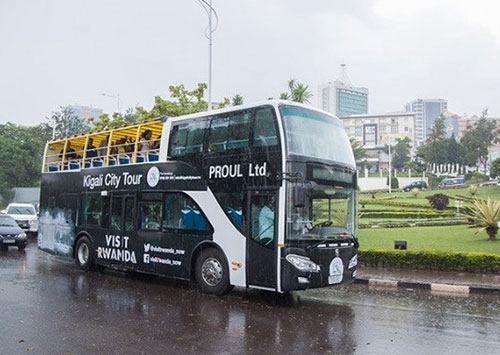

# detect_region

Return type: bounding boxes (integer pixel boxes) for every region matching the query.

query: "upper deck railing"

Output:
[42,120,164,173]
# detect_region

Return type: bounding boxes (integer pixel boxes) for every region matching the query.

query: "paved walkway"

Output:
[355,266,500,295]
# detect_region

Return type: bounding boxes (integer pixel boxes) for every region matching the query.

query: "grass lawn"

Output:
[357,225,500,255]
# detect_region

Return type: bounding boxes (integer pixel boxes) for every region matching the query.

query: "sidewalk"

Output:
[354,266,500,295]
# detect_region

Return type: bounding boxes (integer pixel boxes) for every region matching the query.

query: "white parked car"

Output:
[4,203,39,237]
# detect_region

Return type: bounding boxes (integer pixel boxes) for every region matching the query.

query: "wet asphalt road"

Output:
[1,240,499,355]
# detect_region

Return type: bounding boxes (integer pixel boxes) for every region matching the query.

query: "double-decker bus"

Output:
[39,100,358,295]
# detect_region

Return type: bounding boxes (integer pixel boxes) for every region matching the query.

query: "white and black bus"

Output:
[39,100,358,295]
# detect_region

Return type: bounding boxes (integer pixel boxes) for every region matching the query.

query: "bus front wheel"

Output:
[195,248,232,295]
[75,236,94,271]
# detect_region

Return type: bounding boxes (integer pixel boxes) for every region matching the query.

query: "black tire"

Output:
[18,244,26,251]
[195,248,232,295]
[0,244,8,252]
[75,236,94,271]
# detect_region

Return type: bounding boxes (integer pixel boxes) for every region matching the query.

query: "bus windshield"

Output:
[286,182,356,245]
[280,105,355,167]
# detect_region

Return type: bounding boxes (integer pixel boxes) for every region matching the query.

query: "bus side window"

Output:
[169,119,208,158]
[84,195,102,226]
[208,116,230,152]
[164,193,211,233]
[139,203,162,230]
[111,196,122,230]
[253,108,278,147]
[227,112,250,149]
[125,197,135,233]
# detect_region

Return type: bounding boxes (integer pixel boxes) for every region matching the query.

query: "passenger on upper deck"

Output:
[151,135,161,150]
[98,135,109,156]
[116,137,128,154]
[139,130,152,152]
[60,142,78,160]
[86,138,97,158]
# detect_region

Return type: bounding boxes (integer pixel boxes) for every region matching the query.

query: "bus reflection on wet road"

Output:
[1,241,499,355]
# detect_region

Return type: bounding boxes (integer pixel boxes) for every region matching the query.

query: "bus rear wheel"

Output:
[195,248,232,295]
[75,236,94,271]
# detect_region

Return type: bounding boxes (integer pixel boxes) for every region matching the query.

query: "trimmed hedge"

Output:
[358,218,468,229]
[359,210,454,219]
[359,199,430,208]
[359,250,500,273]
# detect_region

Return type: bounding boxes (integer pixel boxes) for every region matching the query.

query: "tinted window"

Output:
[164,193,211,233]
[81,194,102,226]
[253,108,278,147]
[169,119,209,157]
[208,111,251,152]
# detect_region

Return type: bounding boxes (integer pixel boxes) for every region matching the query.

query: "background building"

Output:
[405,98,447,146]
[456,114,500,141]
[341,112,417,172]
[318,64,368,117]
[68,105,103,121]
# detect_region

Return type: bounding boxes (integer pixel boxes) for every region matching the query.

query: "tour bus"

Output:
[39,100,359,295]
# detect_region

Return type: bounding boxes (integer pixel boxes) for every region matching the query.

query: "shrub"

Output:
[427,193,450,210]
[463,198,500,241]
[358,250,500,273]
[386,177,399,189]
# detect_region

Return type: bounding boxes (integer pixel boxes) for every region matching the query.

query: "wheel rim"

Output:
[201,257,223,287]
[78,243,90,265]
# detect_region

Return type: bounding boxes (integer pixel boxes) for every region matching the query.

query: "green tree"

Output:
[0,123,50,203]
[92,83,209,129]
[232,94,244,106]
[445,135,466,165]
[490,157,500,179]
[391,137,412,170]
[417,115,447,165]
[417,115,467,167]
[49,106,90,139]
[460,117,499,167]
[349,138,367,161]
[280,79,312,104]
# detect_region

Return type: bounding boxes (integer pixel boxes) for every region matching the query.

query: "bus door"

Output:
[109,194,137,269]
[247,190,277,289]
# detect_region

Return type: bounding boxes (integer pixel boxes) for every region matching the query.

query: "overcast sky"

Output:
[1,0,499,126]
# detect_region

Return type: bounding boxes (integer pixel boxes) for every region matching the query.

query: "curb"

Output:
[354,277,500,295]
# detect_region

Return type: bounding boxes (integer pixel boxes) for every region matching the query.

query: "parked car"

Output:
[438,177,466,189]
[402,180,428,192]
[0,212,28,251]
[4,203,39,237]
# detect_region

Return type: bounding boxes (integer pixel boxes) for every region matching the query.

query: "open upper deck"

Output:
[42,120,164,173]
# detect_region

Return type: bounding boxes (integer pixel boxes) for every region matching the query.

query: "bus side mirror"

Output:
[293,186,306,208]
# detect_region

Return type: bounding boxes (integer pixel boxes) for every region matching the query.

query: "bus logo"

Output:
[147,167,160,187]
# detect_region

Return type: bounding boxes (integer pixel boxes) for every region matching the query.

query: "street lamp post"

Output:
[102,93,121,113]
[388,118,395,193]
[198,0,218,111]
[388,141,392,193]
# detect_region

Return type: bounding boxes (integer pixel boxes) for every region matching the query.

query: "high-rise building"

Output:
[404,99,447,146]
[318,64,368,117]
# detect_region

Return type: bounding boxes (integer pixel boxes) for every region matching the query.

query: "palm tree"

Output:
[279,79,312,104]
[464,198,500,241]
[232,94,244,106]
[292,83,312,104]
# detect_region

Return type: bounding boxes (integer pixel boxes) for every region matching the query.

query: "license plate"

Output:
[3,239,15,244]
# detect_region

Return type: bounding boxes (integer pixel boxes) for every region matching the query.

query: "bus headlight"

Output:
[286,254,320,273]
[348,254,357,269]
